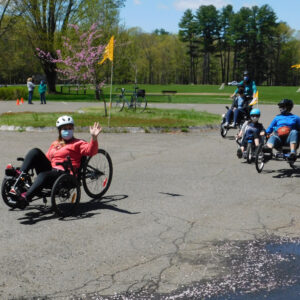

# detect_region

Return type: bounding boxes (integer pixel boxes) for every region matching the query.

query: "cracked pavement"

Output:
[1,104,300,299]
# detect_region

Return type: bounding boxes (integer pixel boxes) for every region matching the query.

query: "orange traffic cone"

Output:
[16,99,20,105]
[20,97,24,104]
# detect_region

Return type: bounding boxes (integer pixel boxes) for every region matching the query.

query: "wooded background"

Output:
[0,1,300,90]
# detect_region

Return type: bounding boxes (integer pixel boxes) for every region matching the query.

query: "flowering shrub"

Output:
[36,23,105,90]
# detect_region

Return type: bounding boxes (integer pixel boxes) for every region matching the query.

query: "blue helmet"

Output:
[250,108,261,116]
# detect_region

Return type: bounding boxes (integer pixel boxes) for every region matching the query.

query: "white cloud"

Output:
[241,2,257,8]
[133,0,141,5]
[158,2,169,10]
[174,0,231,11]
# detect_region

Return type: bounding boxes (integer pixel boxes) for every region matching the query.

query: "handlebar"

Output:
[56,156,75,174]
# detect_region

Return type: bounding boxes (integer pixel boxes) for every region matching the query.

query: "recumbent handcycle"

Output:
[1,149,113,217]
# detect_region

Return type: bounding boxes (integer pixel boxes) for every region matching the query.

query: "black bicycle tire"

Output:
[246,143,252,164]
[255,144,264,173]
[82,149,113,198]
[220,122,228,138]
[136,96,147,112]
[1,177,19,209]
[112,95,124,112]
[51,173,80,217]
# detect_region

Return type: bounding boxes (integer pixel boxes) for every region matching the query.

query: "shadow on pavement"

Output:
[17,194,139,224]
[272,167,300,178]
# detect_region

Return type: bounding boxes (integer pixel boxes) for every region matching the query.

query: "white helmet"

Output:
[56,115,74,128]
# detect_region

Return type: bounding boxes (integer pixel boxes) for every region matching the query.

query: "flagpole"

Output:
[108,61,114,127]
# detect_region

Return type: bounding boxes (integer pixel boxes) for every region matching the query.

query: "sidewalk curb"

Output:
[0,124,219,133]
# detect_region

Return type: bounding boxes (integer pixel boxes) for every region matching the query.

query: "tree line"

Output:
[0,1,300,91]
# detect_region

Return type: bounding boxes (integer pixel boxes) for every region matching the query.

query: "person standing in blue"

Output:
[38,80,47,104]
[263,99,300,160]
[27,77,35,104]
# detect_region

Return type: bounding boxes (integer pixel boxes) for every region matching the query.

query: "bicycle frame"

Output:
[114,85,147,112]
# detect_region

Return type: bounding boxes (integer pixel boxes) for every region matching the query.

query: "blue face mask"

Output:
[244,76,249,81]
[61,129,74,140]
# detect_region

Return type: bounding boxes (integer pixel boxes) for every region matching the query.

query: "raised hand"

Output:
[90,122,102,140]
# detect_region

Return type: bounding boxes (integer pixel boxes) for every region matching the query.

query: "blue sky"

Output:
[119,0,300,34]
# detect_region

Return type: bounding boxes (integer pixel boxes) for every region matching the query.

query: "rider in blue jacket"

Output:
[264,99,300,160]
[224,85,246,128]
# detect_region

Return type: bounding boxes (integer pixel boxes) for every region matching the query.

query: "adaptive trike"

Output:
[1,149,113,217]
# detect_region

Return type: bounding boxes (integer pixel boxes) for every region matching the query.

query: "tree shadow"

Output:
[17,194,139,225]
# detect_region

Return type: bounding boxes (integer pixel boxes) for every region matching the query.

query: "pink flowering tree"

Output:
[36,23,106,103]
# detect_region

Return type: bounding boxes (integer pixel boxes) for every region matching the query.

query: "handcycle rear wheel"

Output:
[51,173,80,217]
[82,149,113,198]
[112,95,124,112]
[1,177,19,209]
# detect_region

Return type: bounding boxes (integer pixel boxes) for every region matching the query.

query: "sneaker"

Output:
[237,148,242,159]
[20,192,27,200]
[223,122,229,127]
[288,152,297,161]
[262,145,272,153]
[16,192,28,209]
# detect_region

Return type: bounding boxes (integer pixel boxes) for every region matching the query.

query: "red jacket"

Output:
[46,138,98,171]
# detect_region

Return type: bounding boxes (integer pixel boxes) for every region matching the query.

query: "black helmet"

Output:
[278,99,293,112]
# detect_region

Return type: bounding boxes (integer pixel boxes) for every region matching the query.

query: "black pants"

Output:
[21,148,62,200]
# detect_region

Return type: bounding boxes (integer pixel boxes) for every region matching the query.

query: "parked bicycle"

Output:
[112,86,147,113]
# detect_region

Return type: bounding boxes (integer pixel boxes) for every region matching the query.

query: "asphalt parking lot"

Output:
[1,102,300,299]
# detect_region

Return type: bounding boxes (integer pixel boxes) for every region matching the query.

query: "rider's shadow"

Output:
[226,136,237,141]
[17,194,139,224]
[72,195,140,220]
[272,167,300,178]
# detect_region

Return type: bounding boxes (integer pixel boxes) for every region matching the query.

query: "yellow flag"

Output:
[249,90,258,106]
[291,64,300,69]
[99,36,114,65]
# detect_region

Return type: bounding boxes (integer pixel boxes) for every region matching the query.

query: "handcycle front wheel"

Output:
[111,95,125,112]
[255,144,265,173]
[82,149,113,198]
[220,121,228,138]
[246,143,254,164]
[51,173,81,217]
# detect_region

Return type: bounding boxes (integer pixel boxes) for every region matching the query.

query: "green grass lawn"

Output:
[0,108,221,129]
[2,84,300,104]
